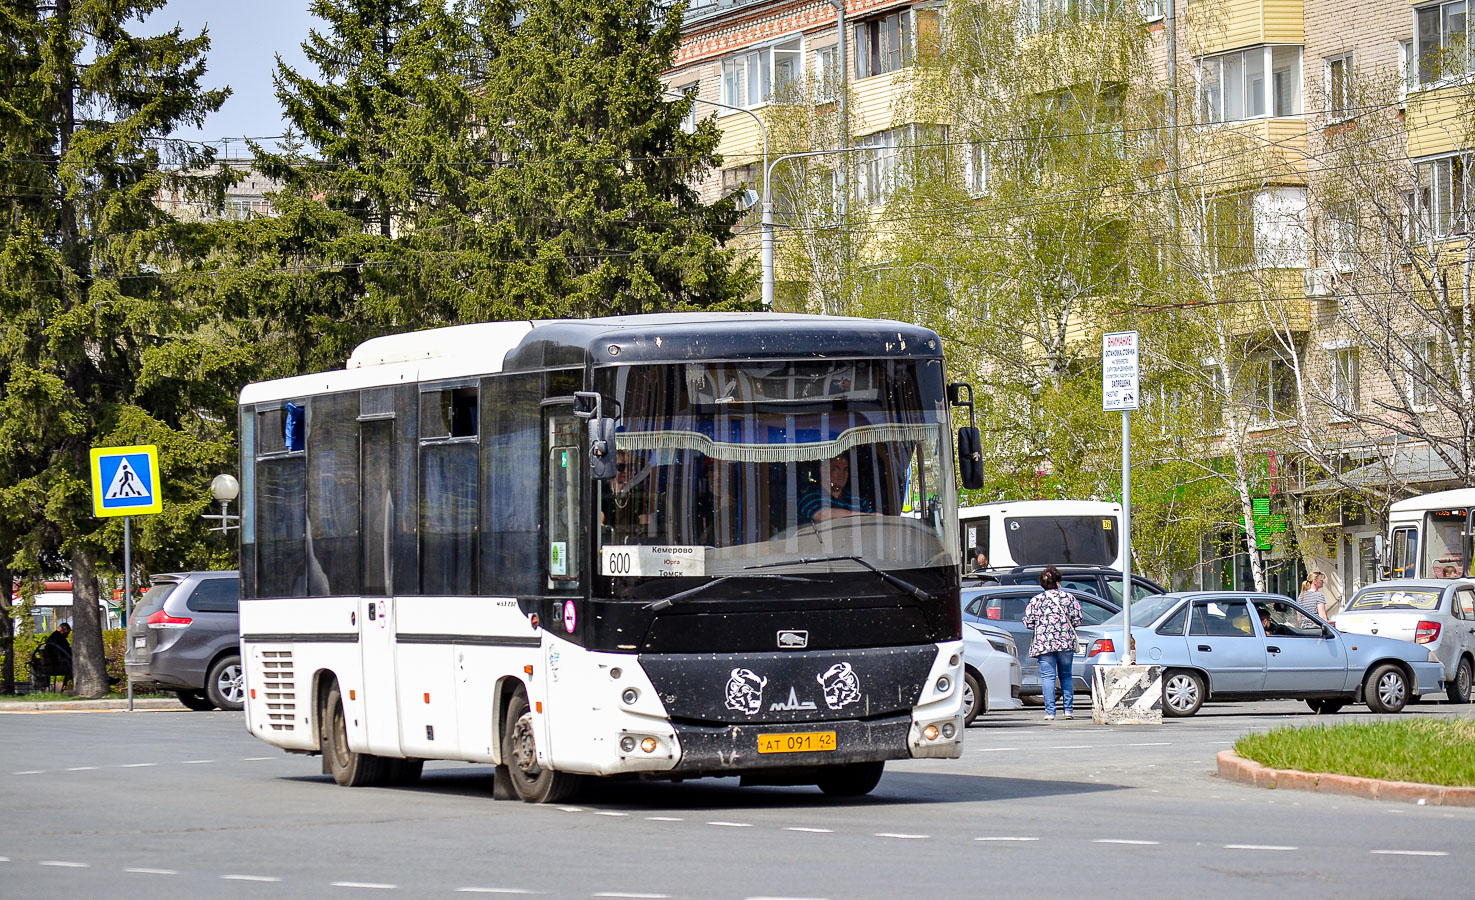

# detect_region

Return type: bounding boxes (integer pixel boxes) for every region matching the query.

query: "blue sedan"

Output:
[1077,591,1445,716]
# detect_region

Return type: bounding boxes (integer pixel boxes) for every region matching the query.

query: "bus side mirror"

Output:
[574,391,619,480]
[589,417,617,480]
[958,426,984,490]
[1374,534,1384,557]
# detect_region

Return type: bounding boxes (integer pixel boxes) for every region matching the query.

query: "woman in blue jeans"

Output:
[1022,566,1083,721]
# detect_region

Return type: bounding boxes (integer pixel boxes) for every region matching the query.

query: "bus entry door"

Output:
[358,596,403,757]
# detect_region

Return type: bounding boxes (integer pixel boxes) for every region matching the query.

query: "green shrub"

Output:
[3,629,126,688]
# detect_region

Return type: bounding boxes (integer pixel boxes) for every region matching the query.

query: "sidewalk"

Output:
[0,697,187,713]
[1217,749,1475,807]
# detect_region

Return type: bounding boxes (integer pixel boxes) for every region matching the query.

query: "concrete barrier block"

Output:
[1090,664,1163,725]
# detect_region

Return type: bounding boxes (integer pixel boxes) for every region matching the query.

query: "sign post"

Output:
[90,445,162,712]
[1102,331,1139,665]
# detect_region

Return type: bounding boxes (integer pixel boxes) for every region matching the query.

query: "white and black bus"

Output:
[238,314,984,802]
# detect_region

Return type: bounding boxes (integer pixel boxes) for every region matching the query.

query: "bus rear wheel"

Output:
[321,681,389,787]
[816,761,885,797]
[503,689,581,803]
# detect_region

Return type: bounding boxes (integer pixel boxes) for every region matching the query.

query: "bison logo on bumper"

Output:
[724,667,768,716]
[817,662,861,710]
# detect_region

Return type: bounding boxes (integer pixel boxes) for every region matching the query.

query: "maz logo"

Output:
[777,629,808,649]
[770,687,818,712]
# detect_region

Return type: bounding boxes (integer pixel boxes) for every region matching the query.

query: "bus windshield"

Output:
[1003,515,1118,566]
[595,359,955,580]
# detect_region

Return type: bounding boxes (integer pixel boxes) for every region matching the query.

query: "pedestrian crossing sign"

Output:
[90,445,162,517]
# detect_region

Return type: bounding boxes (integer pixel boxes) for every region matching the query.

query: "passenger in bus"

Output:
[799,454,874,524]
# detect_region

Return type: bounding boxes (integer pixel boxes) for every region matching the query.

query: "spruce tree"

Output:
[469,0,753,318]
[0,0,231,696]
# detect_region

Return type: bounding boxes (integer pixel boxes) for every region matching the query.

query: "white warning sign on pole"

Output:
[1103,331,1140,412]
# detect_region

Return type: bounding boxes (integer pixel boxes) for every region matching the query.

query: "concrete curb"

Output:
[1217,750,1475,807]
[0,698,187,713]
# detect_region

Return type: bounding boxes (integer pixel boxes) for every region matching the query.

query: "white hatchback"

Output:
[1333,580,1475,703]
[960,621,1024,726]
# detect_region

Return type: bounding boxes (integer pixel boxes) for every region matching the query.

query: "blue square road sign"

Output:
[90,445,162,517]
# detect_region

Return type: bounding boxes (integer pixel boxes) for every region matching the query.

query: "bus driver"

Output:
[800,454,874,524]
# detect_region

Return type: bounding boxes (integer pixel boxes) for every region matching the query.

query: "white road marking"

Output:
[875,833,928,840]
[968,747,1019,753]
[181,759,215,764]
[707,821,752,828]
[119,763,157,768]
[125,867,179,875]
[1093,839,1160,846]
[65,766,98,771]
[332,882,397,890]
[244,757,276,761]
[744,896,831,900]
[1371,850,1449,857]
[0,857,10,862]
[593,811,629,817]
[1224,845,1296,852]
[785,827,833,834]
[455,889,540,894]
[644,817,683,822]
[222,874,282,882]
[39,861,90,868]
[11,771,44,775]
[974,837,1039,842]
[1047,745,1093,750]
[1122,742,1171,747]
[557,807,585,813]
[593,894,669,899]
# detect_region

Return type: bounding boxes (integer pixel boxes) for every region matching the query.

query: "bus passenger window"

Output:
[547,414,582,590]
[421,385,478,440]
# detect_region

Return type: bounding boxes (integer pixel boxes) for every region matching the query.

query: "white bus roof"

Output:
[1390,488,1475,513]
[958,500,1122,517]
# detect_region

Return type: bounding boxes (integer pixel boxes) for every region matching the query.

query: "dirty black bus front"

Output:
[536,320,967,793]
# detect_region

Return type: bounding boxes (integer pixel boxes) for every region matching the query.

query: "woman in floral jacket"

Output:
[1022,566,1083,721]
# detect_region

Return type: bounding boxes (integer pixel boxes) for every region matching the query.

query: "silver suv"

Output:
[124,571,242,711]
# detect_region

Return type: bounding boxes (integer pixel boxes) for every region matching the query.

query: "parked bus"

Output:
[959,500,1124,573]
[238,314,982,802]
[1386,488,1475,579]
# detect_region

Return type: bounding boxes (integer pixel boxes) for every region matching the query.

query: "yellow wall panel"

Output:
[714,112,766,169]
[1406,90,1469,158]
[1196,0,1304,55]
[850,70,906,136]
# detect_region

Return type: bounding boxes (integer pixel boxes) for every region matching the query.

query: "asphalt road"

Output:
[3,699,1472,899]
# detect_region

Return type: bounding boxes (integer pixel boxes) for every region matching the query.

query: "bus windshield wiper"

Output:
[644,574,817,611]
[746,555,930,602]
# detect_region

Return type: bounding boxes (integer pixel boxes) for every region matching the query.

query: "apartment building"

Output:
[669,1,1472,601]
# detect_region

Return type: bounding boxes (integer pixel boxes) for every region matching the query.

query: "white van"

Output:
[960,500,1124,572]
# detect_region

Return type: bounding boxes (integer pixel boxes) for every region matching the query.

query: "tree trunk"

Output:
[69,549,109,698]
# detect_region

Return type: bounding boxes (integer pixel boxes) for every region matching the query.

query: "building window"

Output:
[1326,203,1357,272]
[675,83,699,133]
[1400,39,1415,103]
[1326,53,1354,119]
[964,141,989,196]
[813,44,840,102]
[1416,1,1470,86]
[1142,0,1165,21]
[1414,153,1473,237]
[855,10,913,79]
[1409,339,1440,409]
[1198,45,1302,123]
[721,59,742,108]
[1207,193,1255,271]
[1247,352,1297,423]
[857,128,903,206]
[1328,347,1360,414]
[731,37,804,108]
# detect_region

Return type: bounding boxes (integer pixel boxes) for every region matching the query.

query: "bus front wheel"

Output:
[502,689,581,803]
[321,681,389,787]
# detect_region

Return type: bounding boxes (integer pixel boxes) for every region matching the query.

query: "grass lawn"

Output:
[1236,718,1475,787]
[0,690,171,702]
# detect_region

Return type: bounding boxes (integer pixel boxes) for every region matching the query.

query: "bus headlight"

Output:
[935,676,951,694]
[620,735,637,752]
[621,688,640,705]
